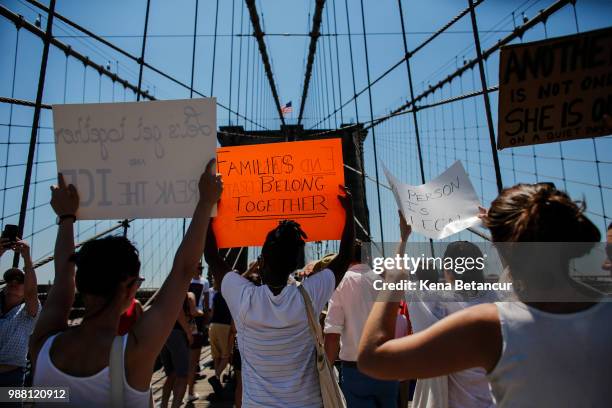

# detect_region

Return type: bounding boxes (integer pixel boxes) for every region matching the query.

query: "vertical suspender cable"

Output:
[343,0,358,121]
[228,0,235,124]
[185,0,200,237]
[128,0,151,239]
[236,1,245,124]
[320,33,331,129]
[189,0,199,98]
[331,0,344,124]
[15,0,56,267]
[136,0,151,102]
[358,0,385,255]
[343,0,369,240]
[397,0,425,184]
[244,33,252,128]
[324,6,337,128]
[210,0,220,95]
[1,28,20,223]
[468,0,503,193]
[249,38,256,127]
[397,0,435,256]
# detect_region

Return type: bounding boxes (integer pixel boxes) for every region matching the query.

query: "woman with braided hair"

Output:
[358,182,612,407]
[205,186,355,407]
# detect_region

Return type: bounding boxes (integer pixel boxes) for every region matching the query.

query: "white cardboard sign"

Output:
[53,98,217,220]
[384,161,481,239]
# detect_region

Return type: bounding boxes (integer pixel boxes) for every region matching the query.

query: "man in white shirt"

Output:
[204,188,354,407]
[324,241,399,407]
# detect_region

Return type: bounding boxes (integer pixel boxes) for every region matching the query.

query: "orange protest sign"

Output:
[213,139,345,248]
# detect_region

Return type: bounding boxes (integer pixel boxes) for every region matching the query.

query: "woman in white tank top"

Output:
[358,183,612,407]
[29,163,222,407]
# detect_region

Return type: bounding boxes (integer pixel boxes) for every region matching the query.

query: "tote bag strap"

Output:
[109,335,125,408]
[298,284,347,408]
[297,285,325,353]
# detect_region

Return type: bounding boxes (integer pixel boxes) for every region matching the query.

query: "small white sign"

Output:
[53,98,217,220]
[384,161,481,239]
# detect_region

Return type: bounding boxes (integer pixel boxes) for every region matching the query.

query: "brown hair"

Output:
[485,183,600,246]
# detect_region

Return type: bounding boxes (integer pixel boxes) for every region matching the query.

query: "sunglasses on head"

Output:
[129,277,145,288]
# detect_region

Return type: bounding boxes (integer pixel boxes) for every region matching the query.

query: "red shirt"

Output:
[118,298,139,335]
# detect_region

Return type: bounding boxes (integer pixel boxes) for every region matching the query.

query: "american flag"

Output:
[281,101,293,115]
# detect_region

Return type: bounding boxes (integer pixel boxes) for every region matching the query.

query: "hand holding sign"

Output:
[338,185,353,214]
[51,173,80,218]
[384,161,481,240]
[199,159,223,206]
[398,210,412,242]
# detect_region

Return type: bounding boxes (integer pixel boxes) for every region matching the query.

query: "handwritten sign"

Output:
[384,161,481,240]
[53,98,217,219]
[498,27,612,149]
[213,139,345,248]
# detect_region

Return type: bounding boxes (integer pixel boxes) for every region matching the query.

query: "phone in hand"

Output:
[1,224,18,248]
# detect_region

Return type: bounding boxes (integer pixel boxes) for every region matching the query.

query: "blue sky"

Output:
[0,0,611,285]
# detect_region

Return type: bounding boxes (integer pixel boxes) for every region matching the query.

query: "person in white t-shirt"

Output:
[324,240,400,407]
[204,186,355,408]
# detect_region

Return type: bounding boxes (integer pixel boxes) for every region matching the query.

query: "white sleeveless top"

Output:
[33,333,151,408]
[488,301,612,408]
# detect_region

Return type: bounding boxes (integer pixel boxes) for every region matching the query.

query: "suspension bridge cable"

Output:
[0,7,152,101]
[124,0,152,239]
[342,0,367,239]
[343,0,359,122]
[331,0,344,124]
[324,5,338,128]
[397,0,436,257]
[236,0,245,124]
[397,0,425,184]
[228,0,236,125]
[184,0,200,237]
[32,220,134,269]
[297,0,325,124]
[359,0,385,255]
[320,31,332,129]
[249,37,255,127]
[18,0,268,130]
[189,0,199,99]
[365,0,571,132]
[1,29,20,224]
[310,0,486,129]
[245,0,286,125]
[14,0,56,268]
[244,34,252,127]
[210,0,220,95]
[467,0,503,193]
[136,0,151,103]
